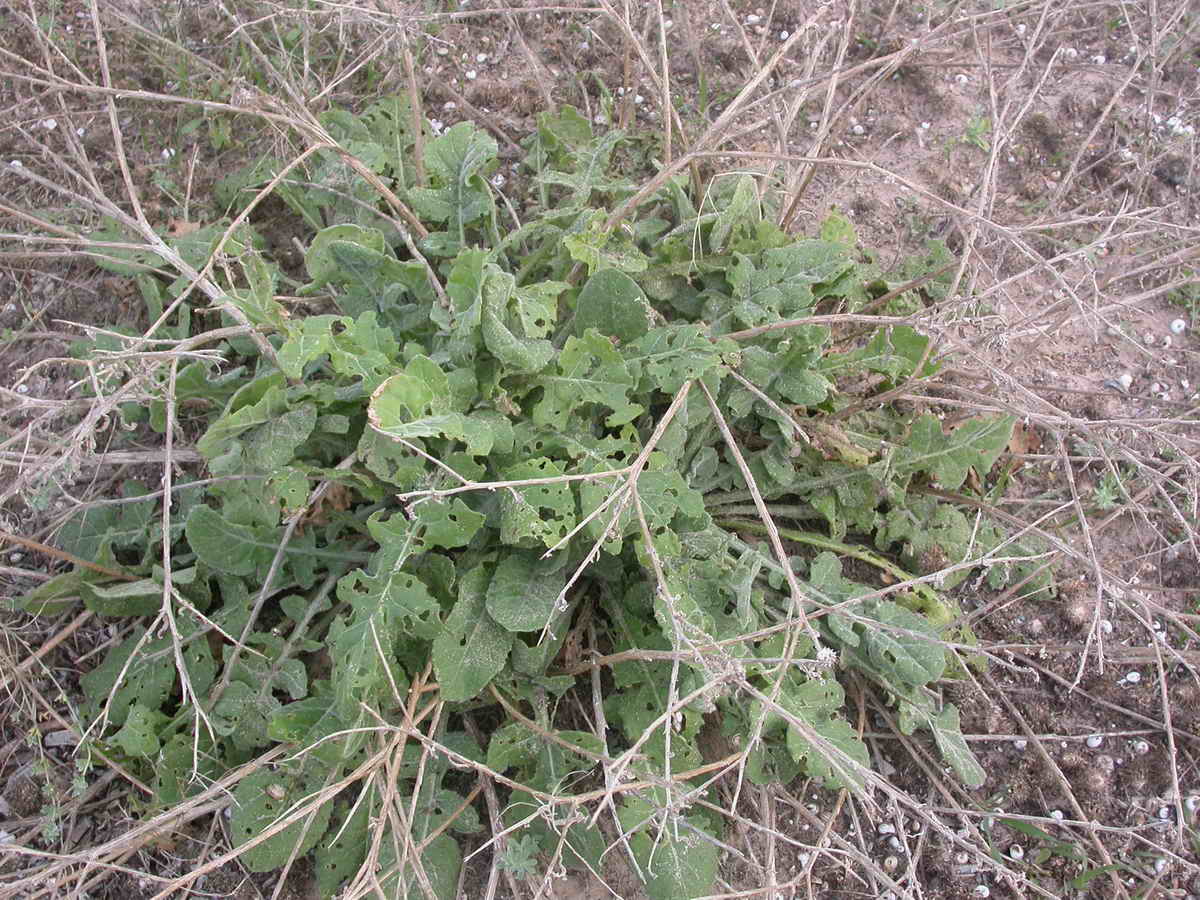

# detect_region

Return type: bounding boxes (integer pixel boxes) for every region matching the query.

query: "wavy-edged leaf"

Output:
[617,798,719,900]
[574,268,650,342]
[499,457,577,548]
[486,549,564,633]
[230,768,333,873]
[433,564,512,702]
[534,329,640,429]
[894,413,1014,491]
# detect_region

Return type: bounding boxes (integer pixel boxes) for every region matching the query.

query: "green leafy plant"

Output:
[21,101,1055,899]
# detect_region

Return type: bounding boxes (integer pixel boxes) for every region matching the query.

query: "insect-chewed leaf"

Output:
[415,498,485,549]
[230,769,333,873]
[433,564,513,702]
[80,626,174,728]
[499,457,577,548]
[314,796,371,899]
[534,330,641,430]
[858,600,946,687]
[624,324,731,394]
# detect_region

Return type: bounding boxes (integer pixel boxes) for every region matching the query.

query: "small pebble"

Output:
[1169,318,1187,334]
[1125,671,1141,684]
[852,123,865,135]
[1015,23,1026,36]
[878,823,896,835]
[1118,372,1133,391]
[44,730,76,748]
[1013,739,1028,750]
[1087,734,1104,748]
[780,30,790,40]
[1049,809,1064,820]
[1132,739,1150,755]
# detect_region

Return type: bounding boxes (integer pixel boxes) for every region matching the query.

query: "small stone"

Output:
[44,730,77,748]
[1125,671,1141,684]
[1087,734,1103,748]
[1170,318,1187,334]
[1049,809,1064,820]
[1118,372,1133,391]
[852,123,865,135]
[1013,739,1028,750]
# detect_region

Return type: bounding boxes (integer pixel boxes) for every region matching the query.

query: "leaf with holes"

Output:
[433,564,512,702]
[534,329,640,430]
[230,768,333,873]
